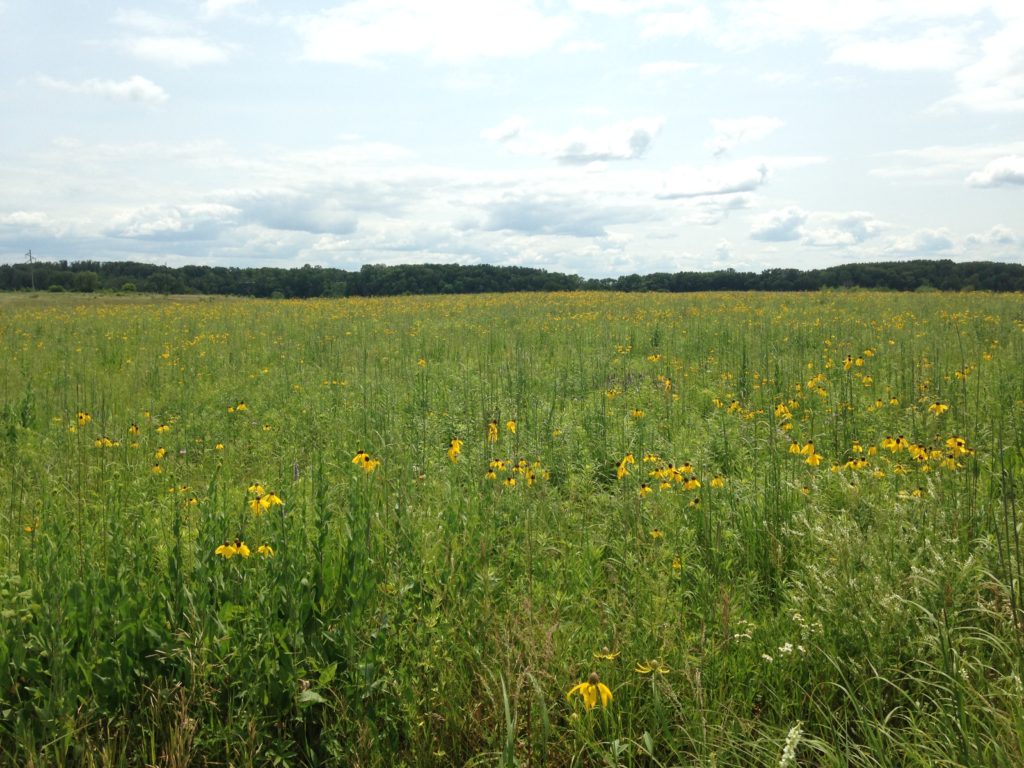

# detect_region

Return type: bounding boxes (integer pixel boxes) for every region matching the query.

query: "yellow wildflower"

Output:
[506,419,517,434]
[567,672,613,709]
[487,420,499,442]
[447,438,463,463]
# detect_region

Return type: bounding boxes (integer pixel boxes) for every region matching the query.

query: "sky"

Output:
[1,0,1022,278]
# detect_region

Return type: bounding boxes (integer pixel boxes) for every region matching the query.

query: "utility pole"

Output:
[26,249,35,291]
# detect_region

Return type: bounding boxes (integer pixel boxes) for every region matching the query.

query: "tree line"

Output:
[1,258,1022,297]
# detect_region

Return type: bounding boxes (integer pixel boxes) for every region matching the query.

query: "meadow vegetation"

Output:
[0,290,1022,766]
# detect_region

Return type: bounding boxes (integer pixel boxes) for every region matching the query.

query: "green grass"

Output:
[0,290,1022,766]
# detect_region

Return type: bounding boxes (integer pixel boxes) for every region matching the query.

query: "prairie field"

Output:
[1,289,1024,767]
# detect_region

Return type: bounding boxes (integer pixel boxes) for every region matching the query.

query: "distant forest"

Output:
[1,258,1023,297]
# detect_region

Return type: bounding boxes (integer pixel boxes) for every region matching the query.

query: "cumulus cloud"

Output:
[706,116,784,157]
[483,117,665,164]
[659,161,768,199]
[801,212,884,246]
[105,203,240,240]
[749,207,883,245]
[966,155,1024,186]
[830,27,970,71]
[479,192,653,237]
[111,9,188,34]
[690,193,753,225]
[872,142,1024,180]
[639,7,714,39]
[965,225,1016,247]
[36,74,168,103]
[480,117,526,143]
[202,0,254,19]
[295,0,573,65]
[555,118,664,164]
[124,36,230,67]
[942,18,1024,112]
[884,227,956,255]
[750,206,806,241]
[638,60,699,76]
[218,188,361,234]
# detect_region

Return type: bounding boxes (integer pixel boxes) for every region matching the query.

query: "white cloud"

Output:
[966,155,1024,186]
[871,141,1024,180]
[125,36,230,67]
[111,9,188,34]
[690,193,754,225]
[749,207,883,246]
[202,0,254,19]
[965,224,1016,246]
[481,117,527,143]
[555,118,664,164]
[750,206,806,241]
[801,211,883,246]
[0,211,54,230]
[484,117,665,164]
[638,60,699,76]
[943,18,1024,112]
[884,227,957,255]
[831,28,970,71]
[640,6,714,39]
[105,203,240,240]
[706,116,784,157]
[561,39,606,53]
[659,161,768,198]
[295,0,573,65]
[756,71,802,85]
[36,74,168,103]
[479,192,655,236]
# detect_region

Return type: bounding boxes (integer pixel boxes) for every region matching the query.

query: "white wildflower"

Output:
[779,722,802,768]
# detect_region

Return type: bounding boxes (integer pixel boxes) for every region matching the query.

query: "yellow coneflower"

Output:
[710,475,725,489]
[616,453,635,480]
[506,419,517,434]
[567,672,613,709]
[635,660,670,675]
[487,420,499,443]
[257,543,274,557]
[447,438,463,463]
[592,648,620,661]
[639,483,652,498]
[928,402,949,416]
[215,541,237,559]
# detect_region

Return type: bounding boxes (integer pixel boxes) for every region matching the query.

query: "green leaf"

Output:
[297,688,327,706]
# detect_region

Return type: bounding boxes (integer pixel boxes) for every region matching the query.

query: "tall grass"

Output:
[0,290,1021,766]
